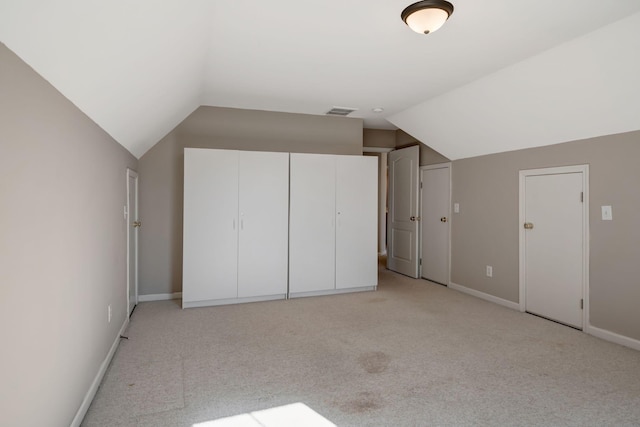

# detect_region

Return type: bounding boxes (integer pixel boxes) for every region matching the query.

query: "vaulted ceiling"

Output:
[2,1,640,159]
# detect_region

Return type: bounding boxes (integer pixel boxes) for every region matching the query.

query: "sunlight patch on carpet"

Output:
[193,402,336,427]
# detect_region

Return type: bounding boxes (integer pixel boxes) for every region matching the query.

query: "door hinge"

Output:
[580,299,584,309]
[580,192,584,203]
[419,259,422,266]
[420,181,423,189]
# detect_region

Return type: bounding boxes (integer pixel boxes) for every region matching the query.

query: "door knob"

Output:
[410,216,416,221]
[524,222,534,230]
[133,221,141,228]
[440,217,448,223]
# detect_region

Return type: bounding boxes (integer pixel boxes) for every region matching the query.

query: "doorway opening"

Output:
[126,168,139,317]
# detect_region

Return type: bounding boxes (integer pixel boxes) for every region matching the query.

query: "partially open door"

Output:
[387,145,419,278]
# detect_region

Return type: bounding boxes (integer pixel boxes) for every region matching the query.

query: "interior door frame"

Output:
[419,163,452,285]
[362,146,394,256]
[518,164,590,330]
[126,168,139,317]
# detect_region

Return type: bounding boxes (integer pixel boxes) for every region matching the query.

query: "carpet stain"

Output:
[358,351,390,374]
[340,391,383,413]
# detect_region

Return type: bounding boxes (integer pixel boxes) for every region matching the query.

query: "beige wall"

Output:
[181,106,363,154]
[0,43,138,426]
[139,106,363,295]
[363,128,396,148]
[451,131,640,340]
[396,130,450,166]
[138,130,183,296]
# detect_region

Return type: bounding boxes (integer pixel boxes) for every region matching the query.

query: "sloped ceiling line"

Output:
[1,0,640,159]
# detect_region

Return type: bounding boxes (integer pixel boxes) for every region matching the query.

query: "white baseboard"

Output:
[138,292,182,302]
[71,317,129,427]
[586,325,640,352]
[182,294,286,309]
[448,282,520,311]
[289,286,376,299]
[449,283,640,352]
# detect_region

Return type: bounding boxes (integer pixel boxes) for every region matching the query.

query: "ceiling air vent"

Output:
[326,106,358,116]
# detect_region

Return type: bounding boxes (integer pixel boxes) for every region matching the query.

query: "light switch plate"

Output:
[454,203,460,213]
[601,205,613,221]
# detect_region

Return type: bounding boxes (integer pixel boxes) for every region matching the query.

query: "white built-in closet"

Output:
[182,148,289,308]
[289,153,378,297]
[182,148,377,308]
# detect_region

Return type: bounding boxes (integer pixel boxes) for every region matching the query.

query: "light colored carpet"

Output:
[83,261,640,426]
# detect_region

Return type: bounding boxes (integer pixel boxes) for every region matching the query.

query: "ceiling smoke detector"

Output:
[326,107,358,116]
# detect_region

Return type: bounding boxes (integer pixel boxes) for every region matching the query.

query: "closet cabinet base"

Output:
[289,286,376,299]
[183,294,286,309]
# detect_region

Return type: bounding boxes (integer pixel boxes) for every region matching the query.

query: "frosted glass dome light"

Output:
[401,0,454,35]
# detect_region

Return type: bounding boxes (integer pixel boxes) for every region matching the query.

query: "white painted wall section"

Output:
[388,12,640,160]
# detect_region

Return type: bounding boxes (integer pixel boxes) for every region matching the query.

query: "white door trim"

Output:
[518,164,590,330]
[419,162,452,285]
[126,168,139,317]
[378,152,388,255]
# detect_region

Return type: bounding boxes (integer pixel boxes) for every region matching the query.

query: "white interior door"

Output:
[126,169,139,316]
[289,154,336,293]
[335,155,378,289]
[183,148,239,304]
[420,164,450,285]
[237,151,289,298]
[387,145,419,278]
[521,168,586,329]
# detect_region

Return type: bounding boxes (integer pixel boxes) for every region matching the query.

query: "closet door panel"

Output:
[237,151,289,298]
[289,154,336,293]
[335,156,378,289]
[183,149,239,304]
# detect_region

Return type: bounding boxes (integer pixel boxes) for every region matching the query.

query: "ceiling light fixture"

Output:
[401,0,454,35]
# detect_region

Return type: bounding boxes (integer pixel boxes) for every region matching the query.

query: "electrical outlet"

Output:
[108,305,112,323]
[486,266,493,277]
